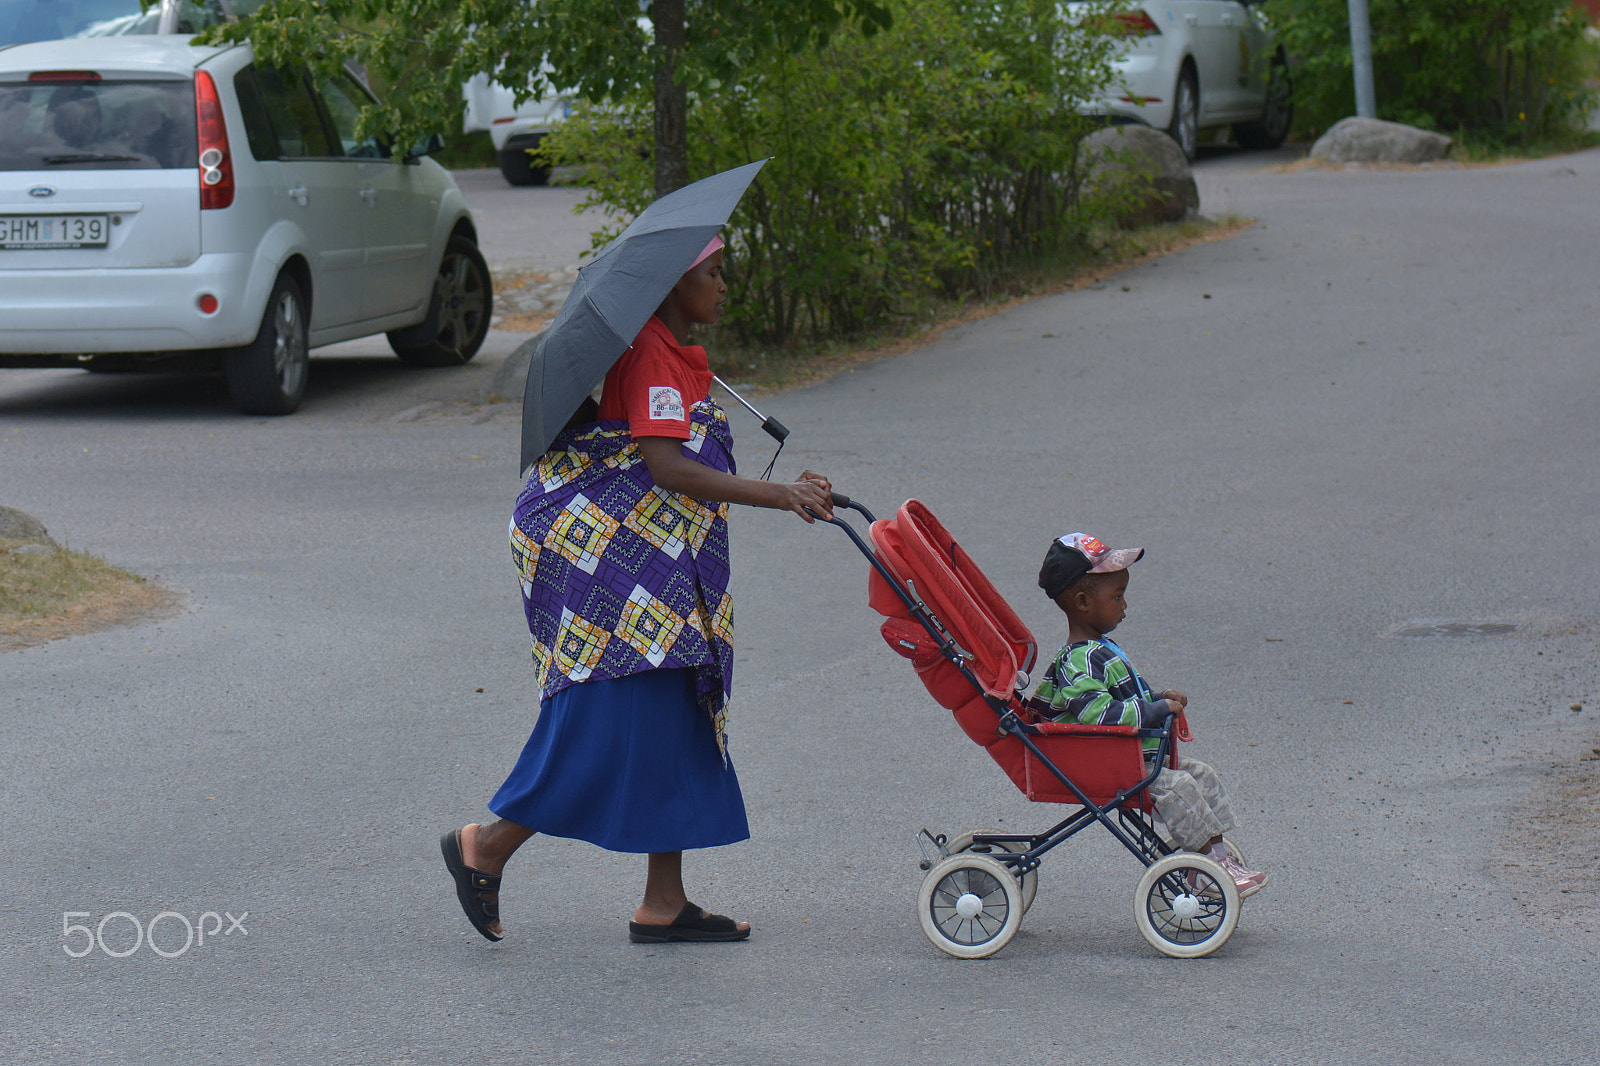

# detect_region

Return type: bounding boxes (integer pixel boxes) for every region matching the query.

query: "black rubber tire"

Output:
[223,273,309,415]
[387,235,493,367]
[1233,53,1294,150]
[1165,66,1199,161]
[498,144,551,187]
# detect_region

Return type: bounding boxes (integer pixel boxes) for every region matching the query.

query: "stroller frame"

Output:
[824,495,1244,959]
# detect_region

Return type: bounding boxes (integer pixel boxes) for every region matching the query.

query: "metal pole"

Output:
[1348,0,1377,119]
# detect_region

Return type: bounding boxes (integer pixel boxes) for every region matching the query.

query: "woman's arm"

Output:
[637,436,833,522]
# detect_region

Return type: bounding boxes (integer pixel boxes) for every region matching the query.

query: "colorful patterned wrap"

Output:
[510,399,736,754]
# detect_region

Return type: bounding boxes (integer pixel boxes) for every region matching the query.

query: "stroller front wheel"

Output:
[1134,853,1241,958]
[943,829,1039,915]
[917,854,1024,959]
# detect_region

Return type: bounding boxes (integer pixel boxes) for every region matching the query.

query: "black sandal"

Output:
[440,829,504,942]
[628,901,750,943]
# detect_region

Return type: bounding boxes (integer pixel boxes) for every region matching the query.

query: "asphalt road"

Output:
[3,147,1599,1065]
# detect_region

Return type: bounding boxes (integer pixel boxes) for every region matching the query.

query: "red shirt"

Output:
[597,316,714,441]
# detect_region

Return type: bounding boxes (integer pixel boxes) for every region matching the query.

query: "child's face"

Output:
[669,249,727,326]
[1067,570,1130,637]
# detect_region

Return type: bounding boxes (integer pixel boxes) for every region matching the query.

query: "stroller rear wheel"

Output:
[944,829,1039,915]
[918,854,1023,959]
[1134,853,1240,958]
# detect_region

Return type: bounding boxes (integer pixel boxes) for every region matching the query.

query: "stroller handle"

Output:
[805,492,875,525]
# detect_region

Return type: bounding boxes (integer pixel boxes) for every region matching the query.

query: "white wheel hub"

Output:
[1171,893,1201,920]
[955,893,984,919]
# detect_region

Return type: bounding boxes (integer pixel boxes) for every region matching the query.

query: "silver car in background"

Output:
[1077,0,1293,159]
[0,35,492,414]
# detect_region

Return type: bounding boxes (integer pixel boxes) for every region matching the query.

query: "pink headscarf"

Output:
[688,235,724,271]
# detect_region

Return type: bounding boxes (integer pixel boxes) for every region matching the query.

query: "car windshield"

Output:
[0,78,196,169]
[0,0,229,45]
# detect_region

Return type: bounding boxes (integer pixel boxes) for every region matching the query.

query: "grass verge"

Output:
[1,539,175,652]
[706,214,1256,393]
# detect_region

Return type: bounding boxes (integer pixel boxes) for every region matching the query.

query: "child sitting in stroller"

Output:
[1034,533,1269,896]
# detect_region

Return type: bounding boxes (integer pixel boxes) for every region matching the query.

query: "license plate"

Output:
[0,214,110,249]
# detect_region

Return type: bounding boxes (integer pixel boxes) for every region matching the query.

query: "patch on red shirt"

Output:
[648,386,685,421]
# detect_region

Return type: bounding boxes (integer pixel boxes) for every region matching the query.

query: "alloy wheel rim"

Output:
[436,253,487,354]
[1265,68,1292,141]
[1178,81,1198,156]
[272,292,306,393]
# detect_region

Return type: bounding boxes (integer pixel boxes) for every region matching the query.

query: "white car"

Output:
[0,35,492,414]
[463,70,570,187]
[1077,0,1292,160]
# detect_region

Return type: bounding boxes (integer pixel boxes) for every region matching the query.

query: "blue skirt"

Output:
[489,668,749,854]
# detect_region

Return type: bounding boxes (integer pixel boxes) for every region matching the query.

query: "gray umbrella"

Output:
[519,158,768,473]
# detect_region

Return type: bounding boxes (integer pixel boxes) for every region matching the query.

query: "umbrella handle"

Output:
[760,417,789,443]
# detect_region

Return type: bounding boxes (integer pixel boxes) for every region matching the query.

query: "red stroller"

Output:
[826,495,1247,958]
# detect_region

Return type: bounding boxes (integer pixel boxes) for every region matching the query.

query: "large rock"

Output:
[0,506,56,546]
[478,329,546,404]
[1310,118,1452,164]
[1080,124,1200,228]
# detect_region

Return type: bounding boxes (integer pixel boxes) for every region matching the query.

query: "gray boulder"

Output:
[1310,117,1452,164]
[478,329,546,404]
[0,505,57,546]
[1079,124,1200,228]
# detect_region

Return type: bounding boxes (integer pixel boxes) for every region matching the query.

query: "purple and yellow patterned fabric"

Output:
[509,400,736,753]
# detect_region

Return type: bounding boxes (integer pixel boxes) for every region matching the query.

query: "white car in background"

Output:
[1078,0,1293,159]
[463,70,570,187]
[0,0,233,44]
[0,35,492,414]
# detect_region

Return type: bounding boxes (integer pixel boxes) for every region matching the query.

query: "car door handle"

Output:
[287,184,308,206]
[1185,13,1198,26]
[359,188,377,205]
[1222,14,1235,25]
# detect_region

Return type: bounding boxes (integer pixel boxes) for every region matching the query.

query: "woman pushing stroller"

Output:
[441,236,833,943]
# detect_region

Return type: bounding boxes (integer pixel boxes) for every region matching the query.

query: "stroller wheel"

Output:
[917,854,1023,959]
[1133,853,1240,958]
[944,829,1039,915]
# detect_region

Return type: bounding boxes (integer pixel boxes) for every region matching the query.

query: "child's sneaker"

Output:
[1217,855,1267,898]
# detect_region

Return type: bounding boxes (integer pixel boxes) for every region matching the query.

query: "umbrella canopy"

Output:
[519,159,768,473]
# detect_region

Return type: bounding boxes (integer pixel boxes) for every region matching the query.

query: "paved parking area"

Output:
[4,145,1600,1064]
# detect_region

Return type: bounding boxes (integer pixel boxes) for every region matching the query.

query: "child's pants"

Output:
[1148,755,1236,851]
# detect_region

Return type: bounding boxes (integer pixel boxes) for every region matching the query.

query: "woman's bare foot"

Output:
[458,822,521,938]
[631,901,751,934]
[633,851,750,933]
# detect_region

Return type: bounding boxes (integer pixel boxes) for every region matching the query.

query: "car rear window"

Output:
[0,0,157,45]
[0,77,196,170]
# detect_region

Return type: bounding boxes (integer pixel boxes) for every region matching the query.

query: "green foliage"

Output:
[1264,0,1597,143]
[211,0,890,156]
[549,0,1123,346]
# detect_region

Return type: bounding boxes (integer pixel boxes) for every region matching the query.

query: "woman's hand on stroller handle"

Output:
[783,470,833,523]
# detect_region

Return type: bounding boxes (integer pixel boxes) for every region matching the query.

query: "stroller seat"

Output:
[869,500,1152,808]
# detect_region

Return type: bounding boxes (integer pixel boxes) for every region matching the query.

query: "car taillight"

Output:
[194,71,234,210]
[1111,10,1162,37]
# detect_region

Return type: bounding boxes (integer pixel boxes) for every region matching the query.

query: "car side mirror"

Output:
[403,132,445,163]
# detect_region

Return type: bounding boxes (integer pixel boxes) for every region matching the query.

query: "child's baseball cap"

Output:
[1038,533,1144,598]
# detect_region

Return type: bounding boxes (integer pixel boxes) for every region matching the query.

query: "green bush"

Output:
[1265,0,1597,143]
[547,0,1129,347]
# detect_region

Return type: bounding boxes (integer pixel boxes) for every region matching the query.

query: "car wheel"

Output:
[387,235,493,367]
[1233,52,1293,150]
[1165,66,1199,161]
[224,273,309,415]
[498,144,550,187]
